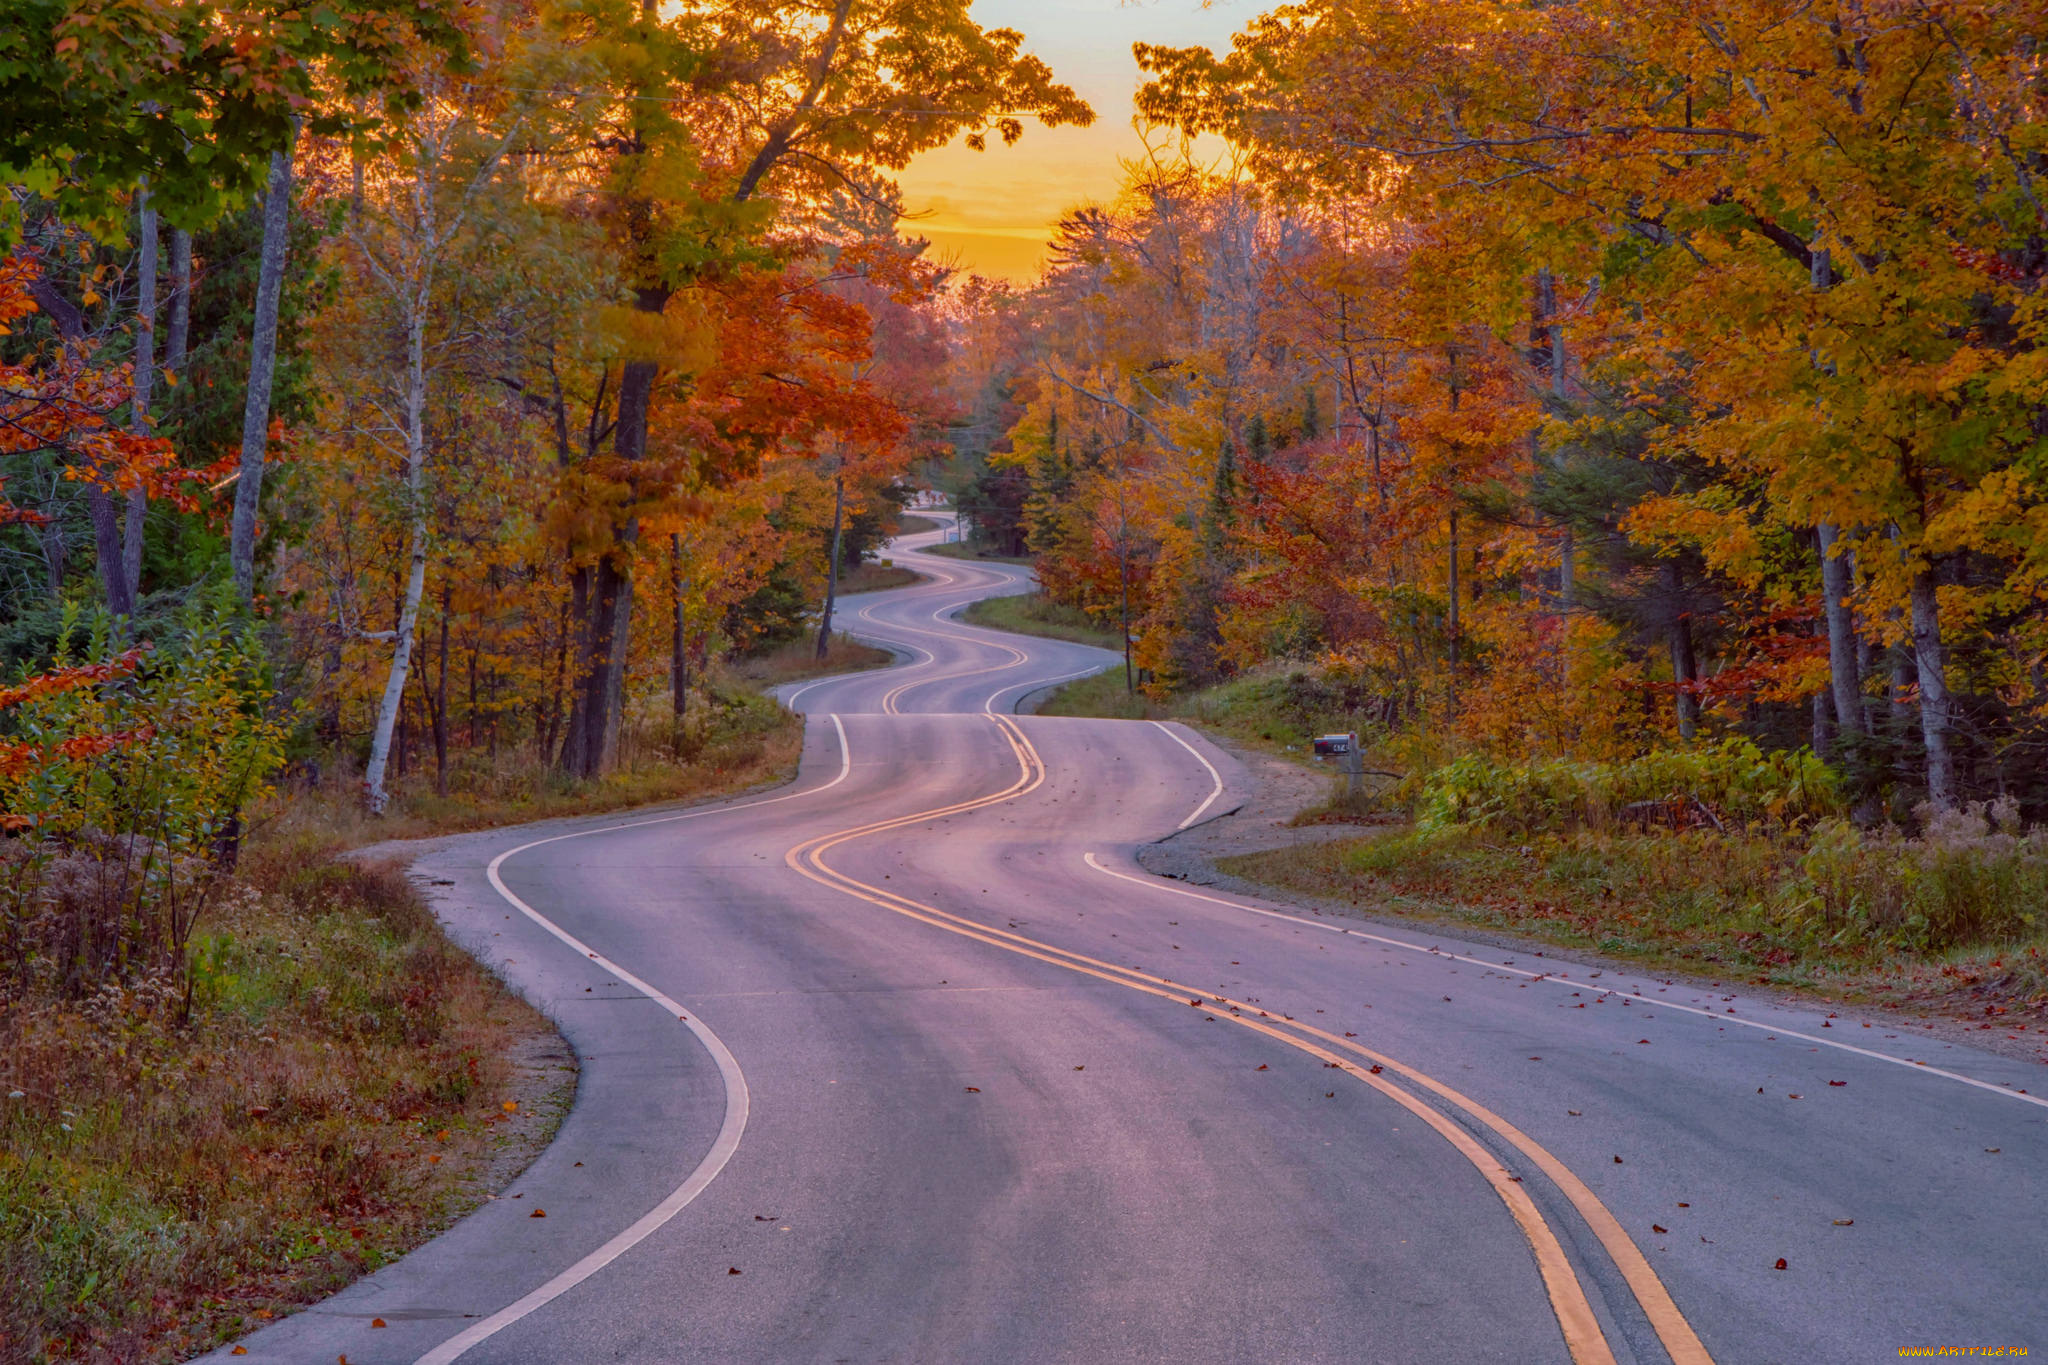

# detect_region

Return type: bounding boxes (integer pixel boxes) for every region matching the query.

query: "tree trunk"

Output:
[125,187,158,605]
[1816,521,1864,747]
[816,472,844,659]
[85,488,133,617]
[230,142,295,602]
[1120,527,1134,695]
[364,523,428,813]
[164,228,192,377]
[544,586,571,760]
[432,581,451,798]
[1908,559,1956,810]
[560,326,659,778]
[1446,507,1460,673]
[1535,267,1575,608]
[1666,567,1700,741]
[684,532,700,724]
[33,262,134,617]
[363,277,431,816]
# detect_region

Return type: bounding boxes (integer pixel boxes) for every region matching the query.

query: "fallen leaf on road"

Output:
[728,1267,741,1275]
[371,1319,387,1328]
[964,1086,980,1093]
[1567,1110,1582,1116]
[1828,1080,1846,1087]
[1637,1039,1651,1045]
[1073,1066,1084,1071]
[1256,1065,1268,1071]
[231,1351,246,1357]
[1652,1225,1667,1234]
[1833,1219,1853,1226]
[1344,1032,1357,1037]
[1326,1092,1335,1098]
[1614,1156,1624,1164]
[1677,1202,1690,1208]
[529,1209,546,1218]
[1986,1148,2001,1154]
[1368,1064,1383,1075]
[502,1101,517,1113]
[1788,1094,1802,1099]
[1529,1057,1542,1061]
[1774,1258,1788,1270]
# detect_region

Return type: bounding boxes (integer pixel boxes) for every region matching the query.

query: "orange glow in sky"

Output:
[897,1,1247,284]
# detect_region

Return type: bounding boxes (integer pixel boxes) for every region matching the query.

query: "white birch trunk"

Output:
[363,286,432,815]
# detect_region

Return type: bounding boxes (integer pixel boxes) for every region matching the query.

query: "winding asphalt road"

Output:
[209,517,2048,1365]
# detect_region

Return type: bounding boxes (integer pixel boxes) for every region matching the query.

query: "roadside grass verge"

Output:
[924,539,1033,565]
[1040,664,1385,763]
[1219,820,2048,1020]
[894,514,940,536]
[0,851,570,1363]
[960,592,1124,653]
[1036,666,1158,719]
[831,561,920,596]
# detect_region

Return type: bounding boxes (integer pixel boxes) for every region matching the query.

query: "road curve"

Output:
[209,518,2047,1365]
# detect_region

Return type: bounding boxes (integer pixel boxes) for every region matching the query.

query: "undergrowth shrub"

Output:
[0,603,289,1002]
[1415,739,1840,834]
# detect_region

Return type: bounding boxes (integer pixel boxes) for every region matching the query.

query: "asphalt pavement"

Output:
[205,517,2048,1365]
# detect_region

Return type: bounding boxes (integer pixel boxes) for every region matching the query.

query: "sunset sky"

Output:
[896,0,1248,283]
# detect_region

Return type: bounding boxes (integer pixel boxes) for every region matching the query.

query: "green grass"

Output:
[960,592,1124,652]
[1036,666,1155,718]
[830,561,920,596]
[924,539,1033,564]
[1038,664,1388,765]
[894,514,941,536]
[1218,821,2048,1018]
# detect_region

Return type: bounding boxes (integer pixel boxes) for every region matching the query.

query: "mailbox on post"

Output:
[1313,732,1364,794]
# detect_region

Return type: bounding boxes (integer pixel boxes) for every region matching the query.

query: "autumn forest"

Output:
[3,0,2048,1357]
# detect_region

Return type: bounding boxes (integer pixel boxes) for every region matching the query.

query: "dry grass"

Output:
[0,850,569,1363]
[262,647,890,850]
[722,633,892,688]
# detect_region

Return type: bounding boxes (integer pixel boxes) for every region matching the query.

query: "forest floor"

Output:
[1044,667,2048,1051]
[0,635,891,1365]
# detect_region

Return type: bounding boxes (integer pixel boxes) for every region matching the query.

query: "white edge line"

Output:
[413,715,855,1364]
[1080,851,2048,1112]
[1150,721,1226,829]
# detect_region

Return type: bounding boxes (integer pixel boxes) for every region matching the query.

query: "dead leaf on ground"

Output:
[1774,1258,1788,1270]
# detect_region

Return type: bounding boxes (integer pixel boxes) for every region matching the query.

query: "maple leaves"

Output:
[0,254,200,526]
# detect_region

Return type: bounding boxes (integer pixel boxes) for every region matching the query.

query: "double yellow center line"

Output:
[785,713,1712,1365]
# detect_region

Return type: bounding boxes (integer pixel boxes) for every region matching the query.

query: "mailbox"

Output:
[1312,732,1357,759]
